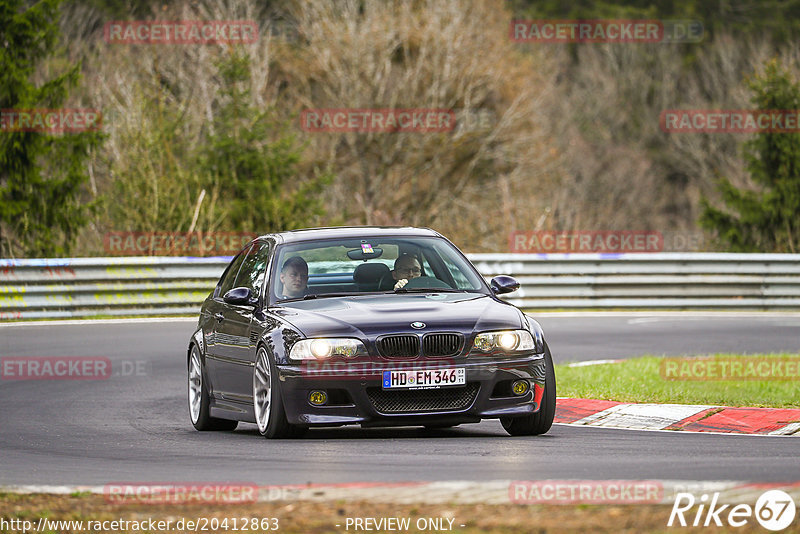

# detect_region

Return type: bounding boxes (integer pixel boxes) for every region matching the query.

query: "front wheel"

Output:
[501,341,556,436]
[253,347,307,439]
[188,345,238,431]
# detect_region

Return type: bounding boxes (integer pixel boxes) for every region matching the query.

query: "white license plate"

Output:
[382,368,466,389]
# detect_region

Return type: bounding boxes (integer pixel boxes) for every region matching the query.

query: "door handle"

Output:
[214,313,224,323]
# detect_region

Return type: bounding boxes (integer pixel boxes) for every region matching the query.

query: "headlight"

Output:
[289,338,367,361]
[472,330,536,353]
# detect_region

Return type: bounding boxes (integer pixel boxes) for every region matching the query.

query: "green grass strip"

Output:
[555,353,800,408]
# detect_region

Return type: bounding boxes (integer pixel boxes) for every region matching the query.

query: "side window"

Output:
[235,242,271,296]
[418,254,433,278]
[441,255,472,289]
[217,244,253,297]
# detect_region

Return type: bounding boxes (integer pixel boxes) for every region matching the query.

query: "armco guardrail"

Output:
[1,253,799,319]
[470,253,800,310]
[0,256,229,320]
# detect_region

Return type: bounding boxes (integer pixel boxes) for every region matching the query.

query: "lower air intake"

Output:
[366,383,479,414]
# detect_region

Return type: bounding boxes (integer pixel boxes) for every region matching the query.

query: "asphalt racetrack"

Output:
[1,314,798,486]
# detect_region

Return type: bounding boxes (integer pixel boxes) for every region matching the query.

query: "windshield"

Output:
[269,236,488,302]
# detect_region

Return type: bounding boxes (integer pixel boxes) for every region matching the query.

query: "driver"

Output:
[391,253,422,290]
[279,256,308,298]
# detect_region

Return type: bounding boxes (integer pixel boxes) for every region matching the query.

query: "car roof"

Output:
[264,226,443,244]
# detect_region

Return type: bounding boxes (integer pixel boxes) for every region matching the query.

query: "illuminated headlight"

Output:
[473,330,536,353]
[289,338,367,361]
[498,332,519,350]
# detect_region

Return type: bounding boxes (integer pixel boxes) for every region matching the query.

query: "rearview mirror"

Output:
[490,275,520,295]
[347,247,383,260]
[223,287,254,305]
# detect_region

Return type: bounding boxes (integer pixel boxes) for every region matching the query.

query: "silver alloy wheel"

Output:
[188,347,202,424]
[253,348,272,433]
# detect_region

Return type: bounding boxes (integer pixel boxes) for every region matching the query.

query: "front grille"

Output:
[367,383,480,414]
[423,333,463,357]
[378,335,420,358]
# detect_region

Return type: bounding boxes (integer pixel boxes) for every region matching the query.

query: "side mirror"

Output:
[490,275,520,295]
[223,286,254,306]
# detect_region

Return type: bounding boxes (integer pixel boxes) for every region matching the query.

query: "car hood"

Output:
[270,293,525,339]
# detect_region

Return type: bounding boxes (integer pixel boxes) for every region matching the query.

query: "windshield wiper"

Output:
[278,292,363,303]
[302,292,364,300]
[394,287,469,293]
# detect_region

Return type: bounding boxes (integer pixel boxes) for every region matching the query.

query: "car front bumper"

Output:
[276,354,547,427]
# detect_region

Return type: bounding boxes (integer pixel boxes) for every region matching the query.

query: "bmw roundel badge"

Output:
[410,321,426,329]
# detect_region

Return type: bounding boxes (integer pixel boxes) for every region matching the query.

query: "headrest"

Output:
[353,262,391,283]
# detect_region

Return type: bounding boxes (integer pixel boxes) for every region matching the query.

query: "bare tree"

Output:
[276,0,561,250]
[55,0,800,254]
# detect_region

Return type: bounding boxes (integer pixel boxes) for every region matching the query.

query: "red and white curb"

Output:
[2,480,799,505]
[556,398,800,435]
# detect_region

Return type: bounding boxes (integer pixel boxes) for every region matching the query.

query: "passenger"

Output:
[279,256,308,298]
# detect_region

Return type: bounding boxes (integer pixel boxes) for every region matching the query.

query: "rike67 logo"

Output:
[669,490,796,531]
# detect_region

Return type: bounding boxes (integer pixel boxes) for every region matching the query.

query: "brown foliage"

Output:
[55,0,800,253]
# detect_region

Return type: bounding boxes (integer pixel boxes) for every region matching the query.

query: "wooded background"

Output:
[3,0,800,256]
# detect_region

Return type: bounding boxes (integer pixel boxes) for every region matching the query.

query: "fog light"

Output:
[308,390,328,405]
[511,380,529,396]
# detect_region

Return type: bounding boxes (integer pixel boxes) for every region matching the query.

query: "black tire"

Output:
[253,346,307,439]
[501,341,556,436]
[188,344,238,431]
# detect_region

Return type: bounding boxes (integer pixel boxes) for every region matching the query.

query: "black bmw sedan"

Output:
[187,226,556,438]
